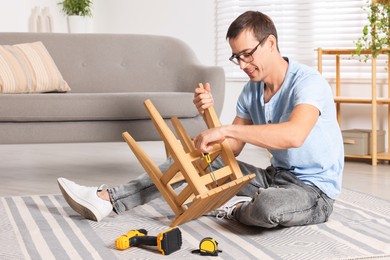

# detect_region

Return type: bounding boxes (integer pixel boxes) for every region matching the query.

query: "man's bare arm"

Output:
[194,104,320,153]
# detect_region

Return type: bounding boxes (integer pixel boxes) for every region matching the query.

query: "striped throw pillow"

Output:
[0,41,70,93]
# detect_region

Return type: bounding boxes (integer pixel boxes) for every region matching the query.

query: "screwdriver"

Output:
[204,153,218,187]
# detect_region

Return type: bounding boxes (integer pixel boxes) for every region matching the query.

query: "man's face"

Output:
[228,29,269,82]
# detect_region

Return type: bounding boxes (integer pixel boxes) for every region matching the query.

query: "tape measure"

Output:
[191,237,222,256]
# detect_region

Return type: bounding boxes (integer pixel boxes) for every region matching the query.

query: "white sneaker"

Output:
[209,196,252,220]
[57,177,113,221]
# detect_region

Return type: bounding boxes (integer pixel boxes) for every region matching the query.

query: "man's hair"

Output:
[226,11,279,51]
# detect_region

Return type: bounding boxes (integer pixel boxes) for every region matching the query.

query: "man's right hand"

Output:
[193,83,214,115]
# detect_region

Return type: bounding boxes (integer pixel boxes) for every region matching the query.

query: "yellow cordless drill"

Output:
[115,227,182,255]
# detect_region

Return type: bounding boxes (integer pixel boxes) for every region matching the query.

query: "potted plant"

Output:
[58,0,93,33]
[355,0,389,61]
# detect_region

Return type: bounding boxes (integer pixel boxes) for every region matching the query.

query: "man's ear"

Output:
[268,35,278,51]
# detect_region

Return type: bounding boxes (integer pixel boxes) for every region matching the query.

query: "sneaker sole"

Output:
[57,179,99,221]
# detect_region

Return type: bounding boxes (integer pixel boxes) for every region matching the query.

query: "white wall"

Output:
[0,0,215,66]
[93,0,215,66]
[0,0,68,33]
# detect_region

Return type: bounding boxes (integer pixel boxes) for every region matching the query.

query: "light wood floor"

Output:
[0,141,389,201]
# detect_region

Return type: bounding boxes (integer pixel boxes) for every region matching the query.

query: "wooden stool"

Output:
[122,98,255,227]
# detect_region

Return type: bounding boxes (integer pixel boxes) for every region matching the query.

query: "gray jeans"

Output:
[108,157,334,228]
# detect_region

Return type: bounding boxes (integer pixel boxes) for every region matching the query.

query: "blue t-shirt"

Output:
[236,58,344,199]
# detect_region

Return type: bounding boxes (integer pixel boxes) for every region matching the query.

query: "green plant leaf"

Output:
[363,25,368,35]
[354,1,389,60]
[58,0,93,17]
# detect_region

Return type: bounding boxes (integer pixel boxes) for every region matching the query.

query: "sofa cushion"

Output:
[0,41,70,93]
[0,92,198,122]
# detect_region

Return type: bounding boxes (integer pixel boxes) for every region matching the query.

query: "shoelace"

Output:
[215,205,236,220]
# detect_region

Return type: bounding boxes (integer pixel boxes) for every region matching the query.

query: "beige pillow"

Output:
[0,41,70,93]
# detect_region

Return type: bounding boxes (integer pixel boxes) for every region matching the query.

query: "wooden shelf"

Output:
[378,98,390,104]
[334,97,371,104]
[378,152,390,160]
[334,97,390,104]
[317,48,390,166]
[345,152,390,161]
[318,48,389,56]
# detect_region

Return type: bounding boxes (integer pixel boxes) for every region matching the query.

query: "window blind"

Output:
[216,0,388,80]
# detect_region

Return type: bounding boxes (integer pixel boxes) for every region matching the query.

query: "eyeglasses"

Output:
[229,35,269,65]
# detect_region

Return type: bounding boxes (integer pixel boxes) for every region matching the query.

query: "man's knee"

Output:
[237,188,283,228]
[238,187,333,228]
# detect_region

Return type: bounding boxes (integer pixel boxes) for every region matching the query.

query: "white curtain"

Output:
[216,0,387,80]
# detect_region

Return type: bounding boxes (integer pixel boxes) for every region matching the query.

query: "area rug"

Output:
[1,188,390,260]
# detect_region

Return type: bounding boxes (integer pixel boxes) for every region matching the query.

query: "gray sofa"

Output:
[0,33,225,144]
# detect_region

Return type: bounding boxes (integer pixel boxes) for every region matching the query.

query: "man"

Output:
[58,11,343,228]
